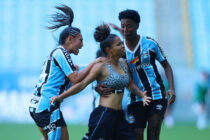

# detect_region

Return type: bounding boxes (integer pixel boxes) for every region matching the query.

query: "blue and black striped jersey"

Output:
[33,46,76,113]
[125,35,166,104]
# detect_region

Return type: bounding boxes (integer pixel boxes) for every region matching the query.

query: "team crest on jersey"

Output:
[141,52,149,59]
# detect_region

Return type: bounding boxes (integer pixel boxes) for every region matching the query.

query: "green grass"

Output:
[160,123,210,140]
[0,123,88,140]
[0,123,209,140]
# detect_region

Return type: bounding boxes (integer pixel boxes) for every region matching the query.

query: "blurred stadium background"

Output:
[0,0,210,139]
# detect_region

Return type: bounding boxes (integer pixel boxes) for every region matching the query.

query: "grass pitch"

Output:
[0,123,209,140]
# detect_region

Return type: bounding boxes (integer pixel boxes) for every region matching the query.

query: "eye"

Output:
[117,41,122,46]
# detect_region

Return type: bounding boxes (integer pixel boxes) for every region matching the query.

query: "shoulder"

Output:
[52,47,64,57]
[92,62,107,72]
[143,36,164,52]
[141,36,158,47]
[91,62,108,80]
[119,58,127,64]
[145,36,158,43]
[119,58,129,69]
[53,47,70,57]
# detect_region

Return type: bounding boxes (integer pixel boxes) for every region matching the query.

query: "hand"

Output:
[109,23,120,30]
[142,91,152,106]
[50,96,62,105]
[109,23,123,37]
[95,84,113,97]
[165,89,176,104]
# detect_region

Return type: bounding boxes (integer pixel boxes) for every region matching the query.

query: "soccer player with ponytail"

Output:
[29,5,103,140]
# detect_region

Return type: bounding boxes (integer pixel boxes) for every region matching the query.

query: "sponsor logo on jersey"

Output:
[134,63,150,71]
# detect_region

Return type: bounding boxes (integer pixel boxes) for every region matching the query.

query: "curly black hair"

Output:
[94,24,117,55]
[119,9,140,24]
[94,24,110,42]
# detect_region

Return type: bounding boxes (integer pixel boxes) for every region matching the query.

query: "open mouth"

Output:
[123,34,131,38]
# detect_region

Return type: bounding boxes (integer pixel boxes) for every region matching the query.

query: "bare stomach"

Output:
[99,92,124,110]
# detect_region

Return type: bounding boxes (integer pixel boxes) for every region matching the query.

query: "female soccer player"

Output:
[29,5,103,140]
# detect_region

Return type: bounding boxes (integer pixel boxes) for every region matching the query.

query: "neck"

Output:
[62,44,72,53]
[107,55,119,65]
[125,35,140,50]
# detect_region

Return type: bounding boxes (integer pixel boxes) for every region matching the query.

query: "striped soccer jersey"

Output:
[33,46,76,113]
[125,35,166,104]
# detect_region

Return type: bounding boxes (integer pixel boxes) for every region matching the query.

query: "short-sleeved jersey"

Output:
[33,46,76,113]
[125,35,166,104]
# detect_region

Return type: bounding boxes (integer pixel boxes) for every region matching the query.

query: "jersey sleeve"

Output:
[52,48,76,76]
[151,40,166,62]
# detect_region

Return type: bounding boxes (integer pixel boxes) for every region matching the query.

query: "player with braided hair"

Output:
[29,5,103,140]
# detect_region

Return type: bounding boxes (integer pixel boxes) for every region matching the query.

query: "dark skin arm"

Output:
[95,84,113,97]
[161,59,176,104]
[127,78,151,106]
[109,23,123,35]
[109,23,124,38]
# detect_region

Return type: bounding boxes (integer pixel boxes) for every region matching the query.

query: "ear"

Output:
[136,23,139,30]
[105,47,111,54]
[67,36,73,43]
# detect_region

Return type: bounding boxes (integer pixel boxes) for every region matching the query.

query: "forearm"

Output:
[57,63,101,102]
[165,64,175,90]
[73,61,95,84]
[59,82,86,100]
[128,82,144,97]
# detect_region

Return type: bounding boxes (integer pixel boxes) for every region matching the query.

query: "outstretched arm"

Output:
[161,60,176,104]
[127,76,152,106]
[109,23,124,38]
[127,79,151,106]
[51,63,104,103]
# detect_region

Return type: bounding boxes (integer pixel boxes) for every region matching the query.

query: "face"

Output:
[109,36,125,57]
[120,19,139,40]
[70,34,83,55]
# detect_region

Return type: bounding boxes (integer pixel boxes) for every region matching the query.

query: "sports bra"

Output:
[97,61,129,93]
